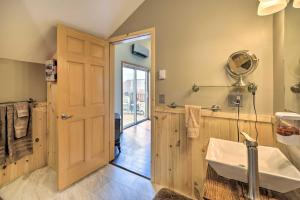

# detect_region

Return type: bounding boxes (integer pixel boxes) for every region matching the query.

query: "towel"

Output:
[15,102,29,118]
[14,102,29,139]
[0,106,6,166]
[6,104,33,163]
[185,105,201,138]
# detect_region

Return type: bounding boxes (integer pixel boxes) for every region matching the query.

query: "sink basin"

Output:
[206,138,300,193]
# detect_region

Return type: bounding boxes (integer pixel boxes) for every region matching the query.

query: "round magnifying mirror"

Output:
[226,50,259,87]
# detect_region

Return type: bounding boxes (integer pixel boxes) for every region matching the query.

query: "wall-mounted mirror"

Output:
[284,3,300,113]
[273,3,300,171]
[226,50,259,87]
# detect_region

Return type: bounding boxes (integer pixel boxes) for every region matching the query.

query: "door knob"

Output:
[61,114,73,120]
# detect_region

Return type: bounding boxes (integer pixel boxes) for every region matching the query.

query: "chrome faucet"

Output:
[240,131,260,200]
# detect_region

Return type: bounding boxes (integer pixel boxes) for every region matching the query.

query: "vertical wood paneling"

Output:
[47,83,57,170]
[154,112,171,186]
[0,103,47,187]
[174,113,193,195]
[169,113,178,189]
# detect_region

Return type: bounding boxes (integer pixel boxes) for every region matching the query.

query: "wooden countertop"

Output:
[203,166,299,200]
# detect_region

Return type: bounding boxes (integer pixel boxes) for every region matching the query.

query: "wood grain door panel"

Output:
[57,24,109,190]
[68,119,85,167]
[91,116,105,158]
[90,43,105,59]
[91,65,104,104]
[67,36,85,55]
[67,61,85,107]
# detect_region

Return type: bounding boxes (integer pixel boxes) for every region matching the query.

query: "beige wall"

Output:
[284,3,300,113]
[0,58,46,102]
[0,1,56,64]
[112,0,274,114]
[114,39,151,114]
[273,11,285,112]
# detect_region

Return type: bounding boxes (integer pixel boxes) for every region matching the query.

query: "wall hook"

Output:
[192,84,200,93]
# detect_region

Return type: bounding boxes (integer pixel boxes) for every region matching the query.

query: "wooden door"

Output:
[56,24,109,190]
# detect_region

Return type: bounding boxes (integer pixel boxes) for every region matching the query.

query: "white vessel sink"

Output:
[206,138,300,193]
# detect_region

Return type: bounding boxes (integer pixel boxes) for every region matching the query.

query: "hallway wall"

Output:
[114,39,151,115]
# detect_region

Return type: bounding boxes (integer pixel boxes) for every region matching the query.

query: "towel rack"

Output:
[168,103,221,112]
[0,98,36,106]
[192,84,234,93]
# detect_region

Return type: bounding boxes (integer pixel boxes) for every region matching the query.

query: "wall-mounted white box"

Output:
[159,69,166,80]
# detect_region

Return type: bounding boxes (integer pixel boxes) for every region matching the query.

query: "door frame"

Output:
[121,61,150,130]
[109,28,156,180]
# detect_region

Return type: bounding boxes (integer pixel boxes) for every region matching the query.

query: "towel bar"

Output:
[168,103,221,112]
[0,98,37,107]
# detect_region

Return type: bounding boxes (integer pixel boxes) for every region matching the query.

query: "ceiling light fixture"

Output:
[293,0,300,8]
[257,0,289,16]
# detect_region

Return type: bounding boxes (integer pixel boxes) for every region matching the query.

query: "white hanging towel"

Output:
[185,105,201,138]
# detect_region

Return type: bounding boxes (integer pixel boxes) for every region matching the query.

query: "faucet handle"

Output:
[240,131,258,147]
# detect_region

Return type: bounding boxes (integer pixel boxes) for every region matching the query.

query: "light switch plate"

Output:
[158,70,166,80]
[159,94,165,104]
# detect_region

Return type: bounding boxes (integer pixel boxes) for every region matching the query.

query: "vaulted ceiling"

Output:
[0,0,145,63]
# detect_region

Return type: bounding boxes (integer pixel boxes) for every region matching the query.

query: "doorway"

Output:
[122,62,149,129]
[110,32,154,179]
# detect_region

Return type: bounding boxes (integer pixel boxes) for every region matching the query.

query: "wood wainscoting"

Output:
[0,103,47,187]
[47,82,57,171]
[153,106,288,199]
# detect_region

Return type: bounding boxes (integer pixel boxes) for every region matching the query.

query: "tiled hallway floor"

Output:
[111,120,151,178]
[0,164,163,200]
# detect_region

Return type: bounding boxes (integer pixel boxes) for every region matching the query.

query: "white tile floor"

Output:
[0,165,164,200]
